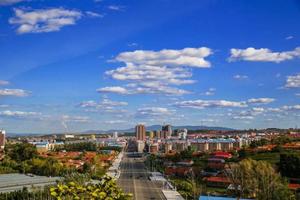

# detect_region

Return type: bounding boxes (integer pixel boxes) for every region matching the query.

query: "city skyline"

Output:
[0,0,300,133]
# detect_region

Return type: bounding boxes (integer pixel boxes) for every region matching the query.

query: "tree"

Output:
[50,175,132,200]
[279,153,300,178]
[6,143,38,161]
[226,159,295,200]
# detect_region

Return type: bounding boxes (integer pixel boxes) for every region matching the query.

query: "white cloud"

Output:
[128,42,138,47]
[0,89,30,97]
[106,64,195,85]
[9,8,82,34]
[97,86,129,94]
[103,47,212,96]
[0,80,9,85]
[104,120,126,124]
[233,74,248,80]
[228,47,300,63]
[115,47,212,68]
[79,97,128,113]
[0,0,24,5]
[282,105,300,111]
[136,107,175,117]
[232,116,254,120]
[173,99,247,109]
[295,93,300,97]
[0,110,41,118]
[62,115,89,123]
[267,108,283,113]
[85,11,103,18]
[285,36,294,40]
[285,74,300,88]
[201,88,216,96]
[108,5,124,11]
[247,98,275,104]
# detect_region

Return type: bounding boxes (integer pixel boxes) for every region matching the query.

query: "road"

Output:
[118,152,165,200]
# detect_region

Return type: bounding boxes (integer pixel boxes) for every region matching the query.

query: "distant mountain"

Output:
[6,125,234,136]
[84,125,234,134]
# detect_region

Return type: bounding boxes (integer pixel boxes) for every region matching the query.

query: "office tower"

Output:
[113,132,118,139]
[154,130,161,139]
[136,124,146,141]
[162,124,172,138]
[0,130,5,149]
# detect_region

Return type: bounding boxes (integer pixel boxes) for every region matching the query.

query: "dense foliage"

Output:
[279,153,300,178]
[5,143,38,161]
[50,175,132,200]
[54,142,97,151]
[226,159,295,200]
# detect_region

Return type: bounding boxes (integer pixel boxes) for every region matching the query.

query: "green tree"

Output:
[6,143,38,161]
[226,159,295,200]
[279,153,300,178]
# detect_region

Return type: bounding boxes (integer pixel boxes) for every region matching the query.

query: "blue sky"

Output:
[0,0,300,134]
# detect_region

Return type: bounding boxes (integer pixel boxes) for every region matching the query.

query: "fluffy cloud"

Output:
[282,105,300,111]
[0,80,9,85]
[233,74,248,80]
[103,47,212,96]
[97,86,129,94]
[9,8,82,34]
[115,47,212,68]
[247,98,275,104]
[106,64,195,85]
[285,74,300,88]
[0,89,30,97]
[173,99,247,109]
[79,98,128,113]
[0,110,41,118]
[229,47,300,63]
[136,107,175,117]
[0,0,24,5]
[80,98,127,108]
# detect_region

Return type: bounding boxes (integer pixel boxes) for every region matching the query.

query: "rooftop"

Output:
[0,173,61,193]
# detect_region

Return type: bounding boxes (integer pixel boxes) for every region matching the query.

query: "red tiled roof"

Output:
[289,184,300,190]
[205,176,231,183]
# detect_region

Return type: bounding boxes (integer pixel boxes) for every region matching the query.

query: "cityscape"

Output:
[0,0,300,200]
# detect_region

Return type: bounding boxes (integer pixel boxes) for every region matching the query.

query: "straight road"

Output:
[118,152,165,200]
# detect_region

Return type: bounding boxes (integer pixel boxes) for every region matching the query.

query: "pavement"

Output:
[118,152,166,200]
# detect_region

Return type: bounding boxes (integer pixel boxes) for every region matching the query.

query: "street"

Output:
[118,152,165,200]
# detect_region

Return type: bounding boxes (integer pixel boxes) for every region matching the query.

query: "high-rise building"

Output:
[136,124,146,141]
[162,124,172,138]
[149,131,154,139]
[113,132,118,139]
[0,130,6,149]
[154,130,161,138]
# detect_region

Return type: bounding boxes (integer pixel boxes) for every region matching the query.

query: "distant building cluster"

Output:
[134,124,262,154]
